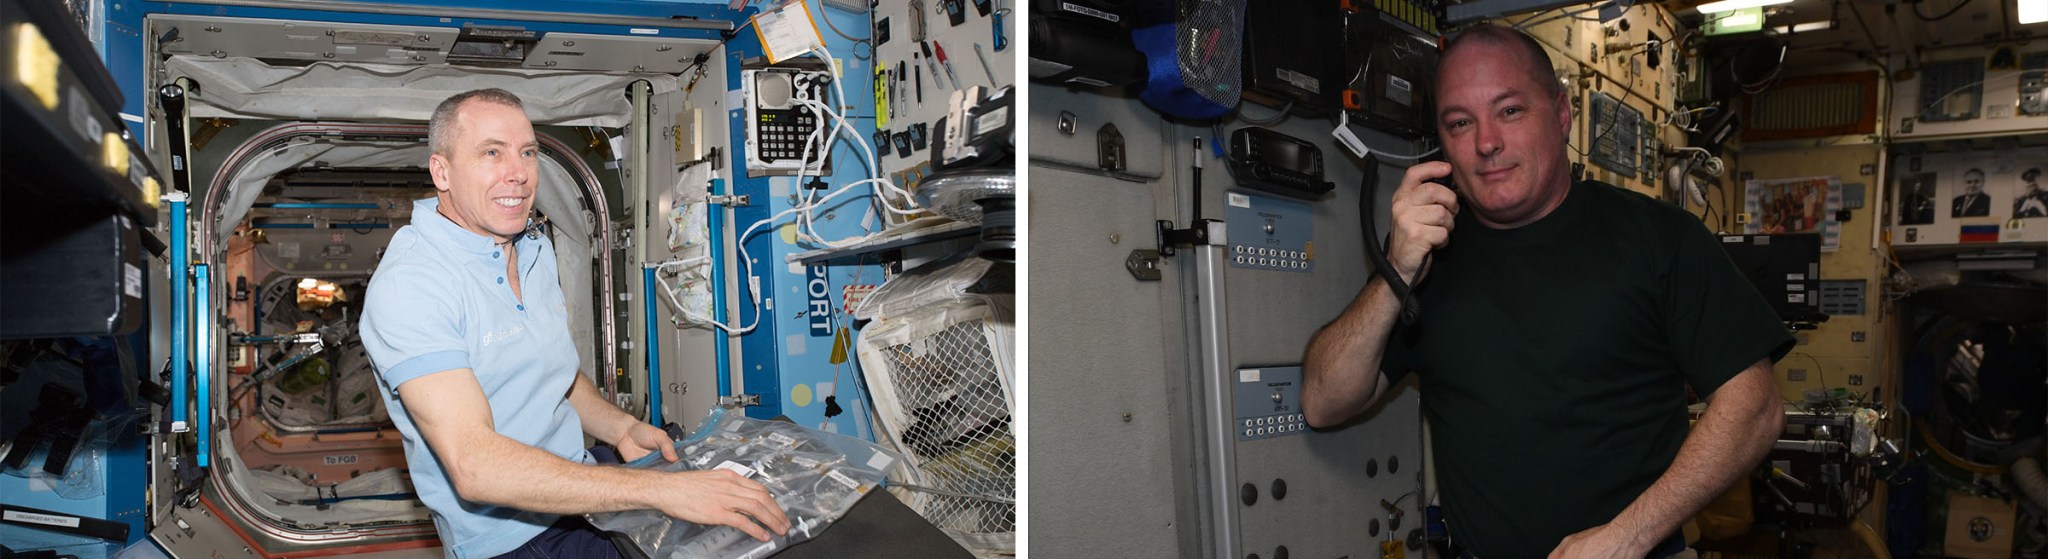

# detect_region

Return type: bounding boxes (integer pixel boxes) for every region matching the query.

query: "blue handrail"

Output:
[709,179,732,399]
[644,268,662,427]
[169,196,188,431]
[195,264,212,467]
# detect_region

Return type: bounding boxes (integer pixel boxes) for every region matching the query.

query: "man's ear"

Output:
[428,153,451,193]
[1553,87,1573,135]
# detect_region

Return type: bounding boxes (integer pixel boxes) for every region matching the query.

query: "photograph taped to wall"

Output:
[1888,148,2048,244]
[1744,176,1842,251]
[1899,172,1938,225]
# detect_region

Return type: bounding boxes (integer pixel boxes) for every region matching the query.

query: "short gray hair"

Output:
[427,88,526,157]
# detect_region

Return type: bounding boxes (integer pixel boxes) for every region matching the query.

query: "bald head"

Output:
[1437,24,1562,103]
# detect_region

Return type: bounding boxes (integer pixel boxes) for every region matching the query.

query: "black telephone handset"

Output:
[1359,153,1452,326]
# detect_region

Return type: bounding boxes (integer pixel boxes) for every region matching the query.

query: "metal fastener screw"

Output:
[1109,234,1121,244]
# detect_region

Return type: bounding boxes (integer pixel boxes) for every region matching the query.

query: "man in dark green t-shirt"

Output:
[1303,25,1793,559]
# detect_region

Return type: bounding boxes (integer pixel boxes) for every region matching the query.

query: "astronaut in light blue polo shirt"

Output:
[360,89,789,559]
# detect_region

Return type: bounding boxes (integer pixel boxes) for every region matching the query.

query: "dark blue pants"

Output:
[490,514,623,559]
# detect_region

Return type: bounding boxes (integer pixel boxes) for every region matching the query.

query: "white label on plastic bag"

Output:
[865,451,894,471]
[714,460,757,478]
[4,511,80,528]
[768,432,799,447]
[734,541,780,559]
[792,455,821,468]
[826,469,860,490]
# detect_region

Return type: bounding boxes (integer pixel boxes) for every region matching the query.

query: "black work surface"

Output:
[774,489,974,559]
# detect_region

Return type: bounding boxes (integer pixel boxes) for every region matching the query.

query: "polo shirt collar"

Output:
[411,197,534,257]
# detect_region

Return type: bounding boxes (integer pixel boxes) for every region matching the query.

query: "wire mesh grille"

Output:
[873,319,1015,541]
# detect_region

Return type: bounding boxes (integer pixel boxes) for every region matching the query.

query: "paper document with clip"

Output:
[754,1,827,64]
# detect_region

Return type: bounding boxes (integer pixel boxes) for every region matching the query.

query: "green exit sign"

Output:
[1704,7,1766,35]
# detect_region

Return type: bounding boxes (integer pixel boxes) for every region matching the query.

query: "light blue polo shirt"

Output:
[361,198,590,559]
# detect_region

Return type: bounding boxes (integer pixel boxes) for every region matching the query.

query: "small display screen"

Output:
[1268,138,1317,175]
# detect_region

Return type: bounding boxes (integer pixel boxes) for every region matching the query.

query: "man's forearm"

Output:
[449,430,659,514]
[568,372,639,445]
[1608,364,1782,544]
[1303,278,1401,427]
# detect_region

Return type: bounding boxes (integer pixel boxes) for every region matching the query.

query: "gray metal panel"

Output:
[664,47,730,430]
[523,33,721,75]
[1025,161,1195,558]
[154,15,455,65]
[1207,118,1429,558]
[1027,84,1168,180]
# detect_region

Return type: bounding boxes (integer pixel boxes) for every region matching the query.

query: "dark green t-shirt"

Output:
[1381,180,1793,558]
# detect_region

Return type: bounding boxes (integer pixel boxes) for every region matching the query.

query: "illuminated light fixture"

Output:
[1696,0,1794,14]
[1775,20,1836,33]
[13,23,59,110]
[2023,0,2048,24]
[299,278,319,289]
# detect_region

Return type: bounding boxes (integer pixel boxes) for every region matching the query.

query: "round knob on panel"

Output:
[1366,458,1378,478]
[1271,479,1288,501]
[1241,482,1259,507]
[1274,546,1289,559]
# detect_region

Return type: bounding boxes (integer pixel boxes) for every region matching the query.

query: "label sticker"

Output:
[1228,193,1251,208]
[714,460,758,478]
[1061,2,1120,22]
[124,263,142,298]
[1276,67,1320,94]
[974,106,1009,137]
[865,450,894,471]
[4,511,81,528]
[826,469,860,490]
[768,432,799,447]
[1386,75,1413,106]
[1240,369,1261,383]
[324,454,358,465]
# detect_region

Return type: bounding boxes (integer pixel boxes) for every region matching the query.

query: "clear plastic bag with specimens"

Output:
[588,408,901,559]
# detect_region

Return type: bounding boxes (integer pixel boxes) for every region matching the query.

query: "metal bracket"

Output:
[1126,250,1163,281]
[708,194,752,207]
[1098,123,1126,172]
[1155,219,1223,257]
[718,394,763,407]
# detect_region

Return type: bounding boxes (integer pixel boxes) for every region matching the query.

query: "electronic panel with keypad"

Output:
[1235,366,1309,441]
[743,67,833,176]
[1225,190,1315,273]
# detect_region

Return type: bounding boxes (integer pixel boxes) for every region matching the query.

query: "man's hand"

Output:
[614,423,679,463]
[1389,161,1459,285]
[652,470,793,542]
[1549,522,1654,559]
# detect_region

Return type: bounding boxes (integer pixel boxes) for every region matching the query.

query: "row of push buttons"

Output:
[1232,244,1311,271]
[1243,414,1303,427]
[1239,414,1308,439]
[1235,246,1304,259]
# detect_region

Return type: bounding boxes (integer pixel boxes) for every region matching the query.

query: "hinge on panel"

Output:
[708,194,751,207]
[718,394,763,408]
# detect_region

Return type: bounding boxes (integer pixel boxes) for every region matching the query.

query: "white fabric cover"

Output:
[166,56,678,127]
